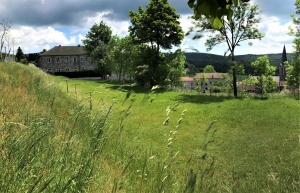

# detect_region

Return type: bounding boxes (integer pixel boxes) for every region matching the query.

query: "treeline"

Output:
[183,52,292,75]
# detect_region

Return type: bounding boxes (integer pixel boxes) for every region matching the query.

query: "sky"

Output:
[0,0,297,55]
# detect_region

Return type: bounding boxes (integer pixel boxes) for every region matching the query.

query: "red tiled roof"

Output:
[181,77,194,82]
[194,73,228,79]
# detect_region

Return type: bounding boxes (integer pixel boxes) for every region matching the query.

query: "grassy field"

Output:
[1,62,300,192]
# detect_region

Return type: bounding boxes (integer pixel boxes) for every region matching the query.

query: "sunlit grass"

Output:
[1,62,299,192]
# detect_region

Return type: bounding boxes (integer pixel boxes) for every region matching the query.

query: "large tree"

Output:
[187,0,250,29]
[129,0,184,87]
[187,1,264,97]
[82,21,113,78]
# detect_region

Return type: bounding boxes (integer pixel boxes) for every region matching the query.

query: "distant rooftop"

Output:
[40,45,86,56]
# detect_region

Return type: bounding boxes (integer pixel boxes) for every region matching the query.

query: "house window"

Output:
[74,57,77,63]
[56,57,60,63]
[80,56,84,62]
[81,66,85,71]
[73,68,78,71]
[65,56,69,62]
[47,68,52,72]
[88,57,92,62]
[65,68,70,72]
[46,57,51,63]
[56,68,61,72]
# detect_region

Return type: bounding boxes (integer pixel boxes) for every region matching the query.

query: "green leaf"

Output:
[227,9,233,20]
[210,16,223,30]
[197,1,211,18]
[187,0,195,8]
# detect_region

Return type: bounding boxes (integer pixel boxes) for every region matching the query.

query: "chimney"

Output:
[59,45,61,47]
[78,44,80,47]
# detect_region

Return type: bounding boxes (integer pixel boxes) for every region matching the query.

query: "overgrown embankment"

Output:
[0,62,299,192]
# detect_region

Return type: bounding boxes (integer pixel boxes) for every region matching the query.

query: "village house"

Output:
[36,45,96,72]
[180,45,288,93]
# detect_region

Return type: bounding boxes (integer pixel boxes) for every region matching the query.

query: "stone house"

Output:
[194,73,228,90]
[36,45,96,72]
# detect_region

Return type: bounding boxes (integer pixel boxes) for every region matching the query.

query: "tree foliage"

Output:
[187,0,250,29]
[16,47,28,64]
[165,49,186,87]
[251,55,276,96]
[203,65,216,73]
[187,1,263,97]
[286,0,300,99]
[82,21,113,78]
[129,0,184,87]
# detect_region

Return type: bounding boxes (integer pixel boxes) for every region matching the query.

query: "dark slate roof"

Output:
[281,45,288,64]
[40,45,86,56]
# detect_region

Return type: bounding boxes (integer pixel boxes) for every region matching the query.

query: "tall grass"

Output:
[1,62,299,192]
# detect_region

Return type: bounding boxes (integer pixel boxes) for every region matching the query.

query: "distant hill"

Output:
[183,52,293,75]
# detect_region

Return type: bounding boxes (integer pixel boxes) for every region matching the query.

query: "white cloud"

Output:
[80,12,130,37]
[10,26,77,53]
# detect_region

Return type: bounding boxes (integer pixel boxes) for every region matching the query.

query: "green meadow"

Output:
[0,62,299,192]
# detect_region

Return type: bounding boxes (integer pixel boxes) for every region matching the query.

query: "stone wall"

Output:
[39,55,96,72]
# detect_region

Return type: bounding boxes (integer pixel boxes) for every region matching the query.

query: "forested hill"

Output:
[183,52,293,75]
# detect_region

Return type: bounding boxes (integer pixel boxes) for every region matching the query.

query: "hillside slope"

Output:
[183,52,292,74]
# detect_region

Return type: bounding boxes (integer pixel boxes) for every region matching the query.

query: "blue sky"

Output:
[0,0,296,55]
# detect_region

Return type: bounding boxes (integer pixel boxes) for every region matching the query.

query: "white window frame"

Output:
[47,68,52,72]
[56,68,61,72]
[73,68,78,72]
[81,66,85,71]
[74,57,77,63]
[65,68,70,72]
[56,57,60,63]
[80,56,84,62]
[46,57,51,63]
[65,56,69,63]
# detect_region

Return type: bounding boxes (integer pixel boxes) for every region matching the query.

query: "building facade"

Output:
[37,45,96,72]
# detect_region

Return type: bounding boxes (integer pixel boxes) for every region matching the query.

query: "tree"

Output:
[0,19,12,62]
[82,21,112,78]
[110,35,139,82]
[165,49,186,87]
[187,1,264,97]
[16,47,28,64]
[203,65,216,73]
[129,0,184,87]
[187,0,250,29]
[251,55,276,97]
[41,49,47,54]
[286,0,300,99]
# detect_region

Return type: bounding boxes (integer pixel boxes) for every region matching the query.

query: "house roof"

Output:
[194,73,228,79]
[40,45,86,56]
[182,77,194,82]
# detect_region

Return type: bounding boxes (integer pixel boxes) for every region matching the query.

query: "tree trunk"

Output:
[231,55,238,97]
